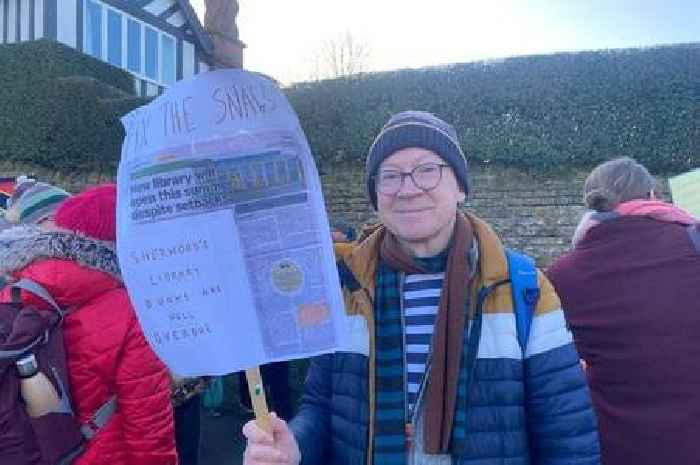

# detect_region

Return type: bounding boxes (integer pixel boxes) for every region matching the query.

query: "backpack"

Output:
[505,249,541,352]
[0,279,116,465]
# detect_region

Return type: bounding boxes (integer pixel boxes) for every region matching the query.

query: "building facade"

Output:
[0,0,218,96]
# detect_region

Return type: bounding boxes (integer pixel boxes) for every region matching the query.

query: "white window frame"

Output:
[83,0,177,88]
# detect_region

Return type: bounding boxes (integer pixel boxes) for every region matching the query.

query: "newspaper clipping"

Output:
[117,70,348,376]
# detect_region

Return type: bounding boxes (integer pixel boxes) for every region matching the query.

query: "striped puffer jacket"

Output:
[290,213,600,465]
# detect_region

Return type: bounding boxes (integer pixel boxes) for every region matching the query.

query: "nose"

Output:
[396,174,423,197]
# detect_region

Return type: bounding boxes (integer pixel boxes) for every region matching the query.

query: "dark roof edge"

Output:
[177,0,214,56]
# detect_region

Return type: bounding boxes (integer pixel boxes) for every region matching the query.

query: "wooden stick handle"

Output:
[245,367,272,434]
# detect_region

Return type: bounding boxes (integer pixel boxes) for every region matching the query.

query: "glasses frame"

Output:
[373,162,451,196]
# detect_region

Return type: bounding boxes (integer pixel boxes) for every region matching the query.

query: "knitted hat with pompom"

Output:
[55,184,117,242]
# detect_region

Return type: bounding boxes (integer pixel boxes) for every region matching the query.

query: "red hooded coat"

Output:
[0,228,176,465]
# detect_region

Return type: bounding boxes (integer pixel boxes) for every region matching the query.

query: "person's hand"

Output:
[242,413,301,465]
[331,230,348,243]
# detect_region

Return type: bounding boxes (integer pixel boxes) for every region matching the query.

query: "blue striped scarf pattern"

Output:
[373,255,481,464]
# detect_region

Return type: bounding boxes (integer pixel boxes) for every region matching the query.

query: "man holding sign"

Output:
[243,111,601,465]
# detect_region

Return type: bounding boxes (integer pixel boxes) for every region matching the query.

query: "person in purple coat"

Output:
[547,157,700,465]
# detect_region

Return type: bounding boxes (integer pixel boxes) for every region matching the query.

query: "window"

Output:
[83,1,178,87]
[126,19,141,73]
[127,18,141,73]
[107,10,122,66]
[161,35,176,85]
[85,0,102,58]
[145,26,159,80]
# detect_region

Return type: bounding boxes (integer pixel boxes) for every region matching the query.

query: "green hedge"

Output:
[0,40,150,173]
[287,44,699,173]
[2,40,696,174]
[0,39,134,93]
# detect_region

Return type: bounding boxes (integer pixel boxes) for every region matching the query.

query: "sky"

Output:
[190,0,700,84]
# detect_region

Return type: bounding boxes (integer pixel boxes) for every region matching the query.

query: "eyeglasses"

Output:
[374,163,450,195]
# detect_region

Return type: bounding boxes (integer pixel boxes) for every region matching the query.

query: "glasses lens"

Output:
[413,164,442,190]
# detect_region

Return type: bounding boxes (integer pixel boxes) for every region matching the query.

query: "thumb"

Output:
[269,412,301,464]
[270,412,291,436]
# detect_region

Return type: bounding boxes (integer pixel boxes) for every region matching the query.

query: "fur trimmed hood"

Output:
[0,226,121,281]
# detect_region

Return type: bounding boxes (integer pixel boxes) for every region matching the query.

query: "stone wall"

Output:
[321,162,670,267]
[0,160,669,267]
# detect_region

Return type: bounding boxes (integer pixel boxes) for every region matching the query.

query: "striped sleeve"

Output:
[524,271,601,465]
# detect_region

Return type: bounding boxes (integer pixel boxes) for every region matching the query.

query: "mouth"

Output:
[394,207,432,214]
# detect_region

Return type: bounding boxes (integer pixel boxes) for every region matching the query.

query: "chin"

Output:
[392,224,441,243]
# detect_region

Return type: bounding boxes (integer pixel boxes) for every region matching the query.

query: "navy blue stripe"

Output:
[377,358,404,368]
[76,0,83,52]
[15,0,20,42]
[377,307,402,317]
[140,79,146,97]
[404,314,437,326]
[375,400,403,411]
[404,296,441,308]
[44,0,56,39]
[375,378,403,391]
[406,352,429,364]
[403,278,444,291]
[405,333,432,345]
[374,434,405,446]
[373,453,406,464]
[377,335,405,347]
[28,0,34,40]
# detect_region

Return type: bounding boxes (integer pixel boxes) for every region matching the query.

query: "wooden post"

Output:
[245,366,272,434]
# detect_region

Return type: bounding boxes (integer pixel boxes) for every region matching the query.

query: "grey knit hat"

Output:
[365,111,468,209]
[6,176,70,225]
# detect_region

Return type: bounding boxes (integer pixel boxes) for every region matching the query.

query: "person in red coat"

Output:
[547,158,700,465]
[0,184,177,465]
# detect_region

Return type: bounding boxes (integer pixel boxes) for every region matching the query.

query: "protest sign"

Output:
[117,70,348,387]
[669,168,700,218]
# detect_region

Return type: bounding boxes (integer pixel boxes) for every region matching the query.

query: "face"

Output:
[376,147,465,255]
[37,216,58,231]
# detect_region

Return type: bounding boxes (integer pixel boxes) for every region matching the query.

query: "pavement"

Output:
[190,361,309,465]
[199,407,249,465]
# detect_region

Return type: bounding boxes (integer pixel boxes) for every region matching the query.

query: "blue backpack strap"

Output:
[506,249,540,353]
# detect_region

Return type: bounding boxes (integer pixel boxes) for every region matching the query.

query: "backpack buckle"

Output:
[523,288,540,306]
[80,420,99,440]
